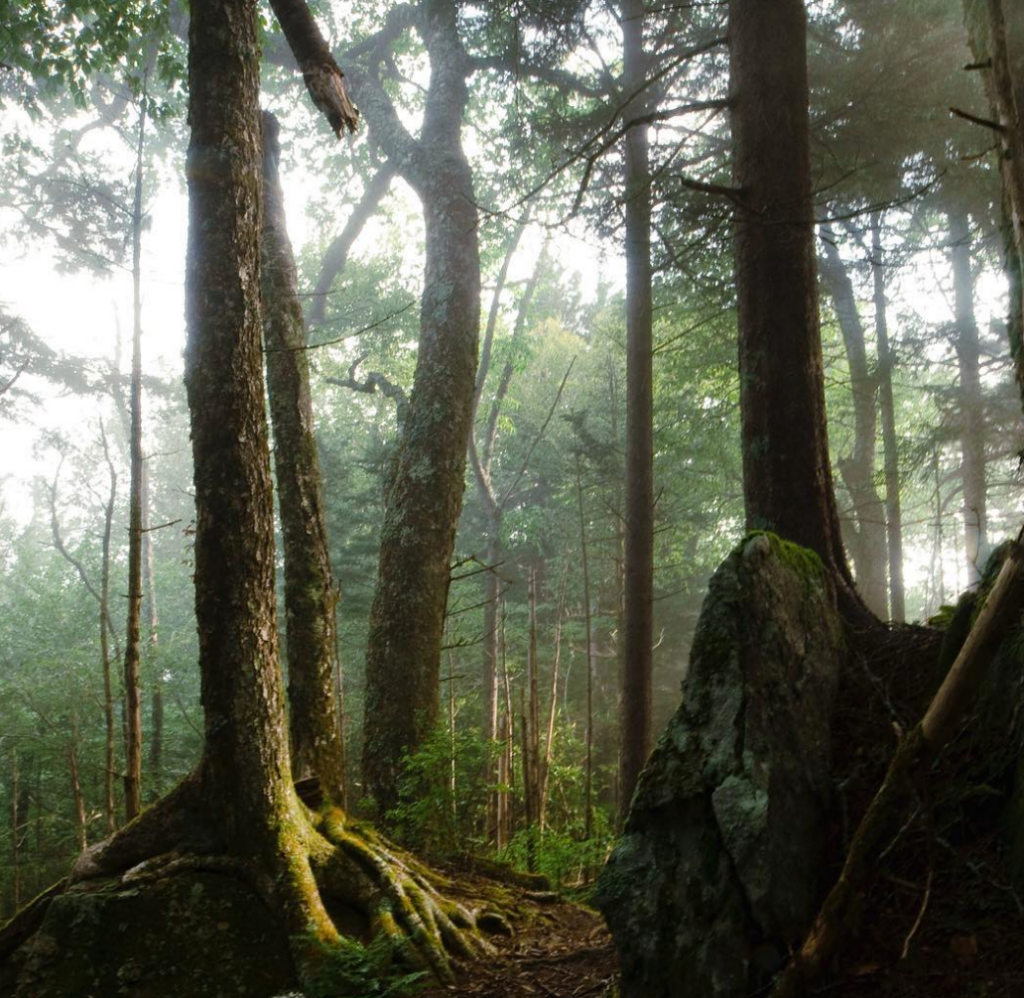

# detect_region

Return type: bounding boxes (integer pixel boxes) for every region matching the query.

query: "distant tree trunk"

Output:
[729,0,863,617]
[620,0,655,820]
[818,226,887,617]
[68,715,88,852]
[121,89,148,822]
[11,750,23,911]
[576,453,595,840]
[948,209,988,585]
[142,458,163,795]
[261,111,346,804]
[97,434,119,835]
[522,571,542,868]
[870,212,906,622]
[358,2,481,816]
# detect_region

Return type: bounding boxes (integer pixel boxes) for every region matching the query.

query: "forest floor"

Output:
[419,892,617,998]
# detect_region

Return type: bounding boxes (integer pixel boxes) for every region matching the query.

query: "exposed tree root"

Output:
[5,777,496,991]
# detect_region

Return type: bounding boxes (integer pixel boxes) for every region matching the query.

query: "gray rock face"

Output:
[595,534,845,998]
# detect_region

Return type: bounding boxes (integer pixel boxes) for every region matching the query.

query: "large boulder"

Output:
[0,870,297,998]
[595,534,846,998]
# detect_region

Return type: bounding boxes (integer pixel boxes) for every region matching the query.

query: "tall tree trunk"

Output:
[121,88,148,822]
[28,2,484,984]
[948,208,988,585]
[870,213,906,622]
[964,0,1024,403]
[360,1,481,817]
[818,226,888,617]
[261,111,346,804]
[620,0,655,820]
[729,0,863,617]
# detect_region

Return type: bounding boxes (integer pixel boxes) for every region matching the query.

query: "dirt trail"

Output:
[419,900,617,998]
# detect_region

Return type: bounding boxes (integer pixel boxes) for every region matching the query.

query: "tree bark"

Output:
[964,0,1024,401]
[261,111,346,805]
[818,226,888,617]
[11,2,487,985]
[268,0,359,138]
[620,0,655,821]
[870,213,906,621]
[359,1,481,817]
[121,89,147,822]
[729,0,862,616]
[948,208,988,585]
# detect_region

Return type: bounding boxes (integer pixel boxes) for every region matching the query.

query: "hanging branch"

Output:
[268,0,359,137]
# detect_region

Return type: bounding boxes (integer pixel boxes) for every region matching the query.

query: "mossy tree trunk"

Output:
[12,1,490,987]
[261,111,346,805]
[350,0,482,818]
[729,0,865,619]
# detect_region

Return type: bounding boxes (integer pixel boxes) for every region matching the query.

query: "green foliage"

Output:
[385,721,495,860]
[499,820,613,900]
[296,931,426,998]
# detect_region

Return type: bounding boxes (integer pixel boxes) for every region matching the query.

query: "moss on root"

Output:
[2,793,504,998]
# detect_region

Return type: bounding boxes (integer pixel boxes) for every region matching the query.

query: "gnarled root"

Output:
[313,808,493,984]
[31,781,494,991]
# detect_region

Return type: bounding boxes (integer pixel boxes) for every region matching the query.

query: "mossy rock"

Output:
[595,534,846,998]
[1,871,297,998]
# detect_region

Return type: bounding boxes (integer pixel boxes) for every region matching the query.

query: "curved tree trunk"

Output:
[359,0,481,817]
[261,111,346,805]
[729,0,863,618]
[818,226,888,617]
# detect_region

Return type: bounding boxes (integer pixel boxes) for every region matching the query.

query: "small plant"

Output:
[296,931,427,998]
[386,720,496,859]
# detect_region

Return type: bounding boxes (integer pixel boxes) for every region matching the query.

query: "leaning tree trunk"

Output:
[729,0,863,617]
[948,208,988,585]
[261,111,346,805]
[619,0,655,820]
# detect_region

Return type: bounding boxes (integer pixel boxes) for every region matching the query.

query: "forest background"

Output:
[0,0,1019,913]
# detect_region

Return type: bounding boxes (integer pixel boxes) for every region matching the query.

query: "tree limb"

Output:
[268,0,359,137]
[307,162,397,326]
[325,354,409,427]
